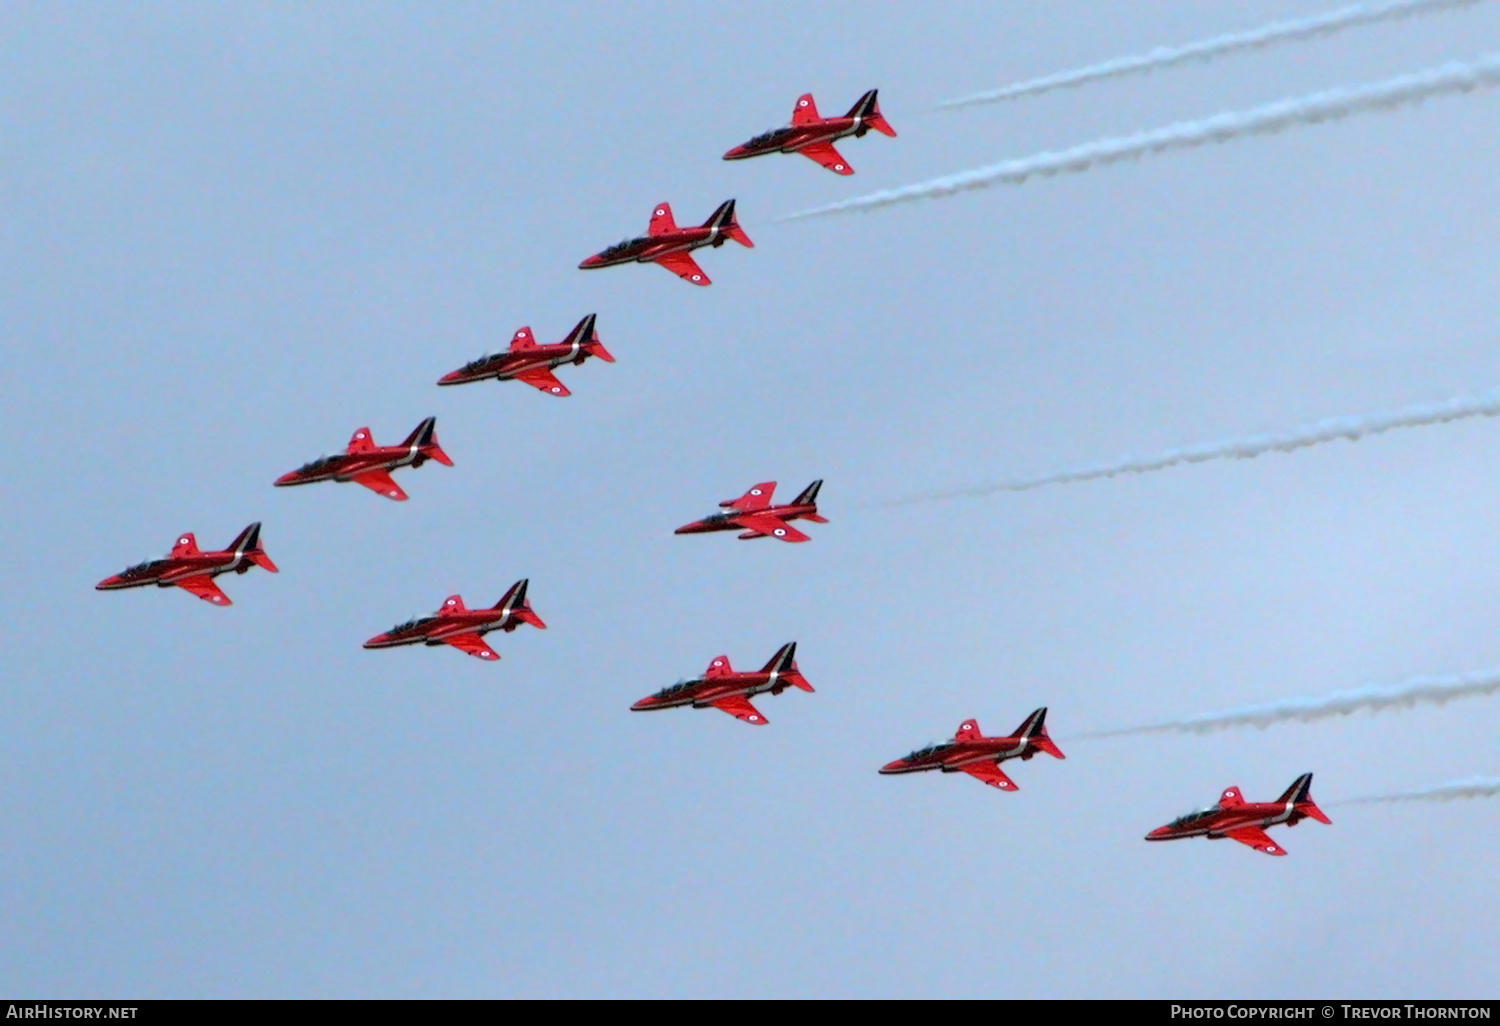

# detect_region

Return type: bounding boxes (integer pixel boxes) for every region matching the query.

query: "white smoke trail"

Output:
[1336,776,1500,804]
[1075,669,1500,740]
[782,55,1500,221]
[877,391,1500,506]
[941,0,1483,108]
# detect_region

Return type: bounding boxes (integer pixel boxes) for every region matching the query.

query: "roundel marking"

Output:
[798,99,808,106]
[180,538,189,545]
[656,208,665,216]
[713,660,724,667]
[691,274,702,282]
[551,387,562,394]
[748,715,760,722]
[834,164,845,171]
[773,528,786,537]
[750,488,762,495]
[1224,790,1235,798]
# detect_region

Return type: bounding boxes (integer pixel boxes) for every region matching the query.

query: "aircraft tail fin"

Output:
[763,642,813,691]
[1279,773,1332,824]
[495,578,547,629]
[705,199,753,248]
[230,522,278,572]
[793,479,823,506]
[404,416,453,467]
[570,313,614,363]
[1014,707,1065,759]
[847,89,896,137]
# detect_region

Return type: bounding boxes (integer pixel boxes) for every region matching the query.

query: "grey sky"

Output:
[2,1,1497,997]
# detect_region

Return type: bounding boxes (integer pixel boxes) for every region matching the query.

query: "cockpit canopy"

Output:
[597,237,642,259]
[653,678,703,699]
[386,615,437,635]
[295,454,343,474]
[460,353,501,373]
[119,558,170,579]
[747,126,792,148]
[1168,806,1221,828]
[904,741,955,761]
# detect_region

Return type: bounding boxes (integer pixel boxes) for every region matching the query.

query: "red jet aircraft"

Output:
[879,709,1065,791]
[579,200,752,286]
[1145,773,1331,857]
[723,89,896,176]
[631,643,811,725]
[96,522,277,607]
[363,580,545,661]
[675,480,826,543]
[274,416,452,501]
[437,314,614,397]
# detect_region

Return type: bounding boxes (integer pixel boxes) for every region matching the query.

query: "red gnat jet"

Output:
[631,643,811,725]
[579,200,752,286]
[675,480,826,543]
[724,89,896,176]
[880,709,1065,791]
[363,580,546,662]
[274,416,452,502]
[1146,773,1331,857]
[437,314,614,397]
[96,522,277,607]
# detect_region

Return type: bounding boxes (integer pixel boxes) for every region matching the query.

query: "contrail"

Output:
[876,391,1500,506]
[782,55,1500,221]
[1074,669,1500,740]
[1336,776,1500,805]
[940,0,1483,108]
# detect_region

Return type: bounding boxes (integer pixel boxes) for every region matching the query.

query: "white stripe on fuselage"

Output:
[498,344,580,379]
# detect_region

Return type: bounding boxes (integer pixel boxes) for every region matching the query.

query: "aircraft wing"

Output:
[958,761,1018,791]
[654,251,711,287]
[795,140,854,176]
[732,513,810,543]
[174,574,231,606]
[710,694,769,725]
[440,632,500,661]
[1224,827,1287,856]
[513,366,571,397]
[351,470,409,501]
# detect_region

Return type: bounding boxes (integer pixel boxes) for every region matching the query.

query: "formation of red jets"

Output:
[95,90,1329,856]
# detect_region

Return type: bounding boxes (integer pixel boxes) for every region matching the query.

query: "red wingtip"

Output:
[250,552,279,573]
[425,444,454,467]
[589,341,615,363]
